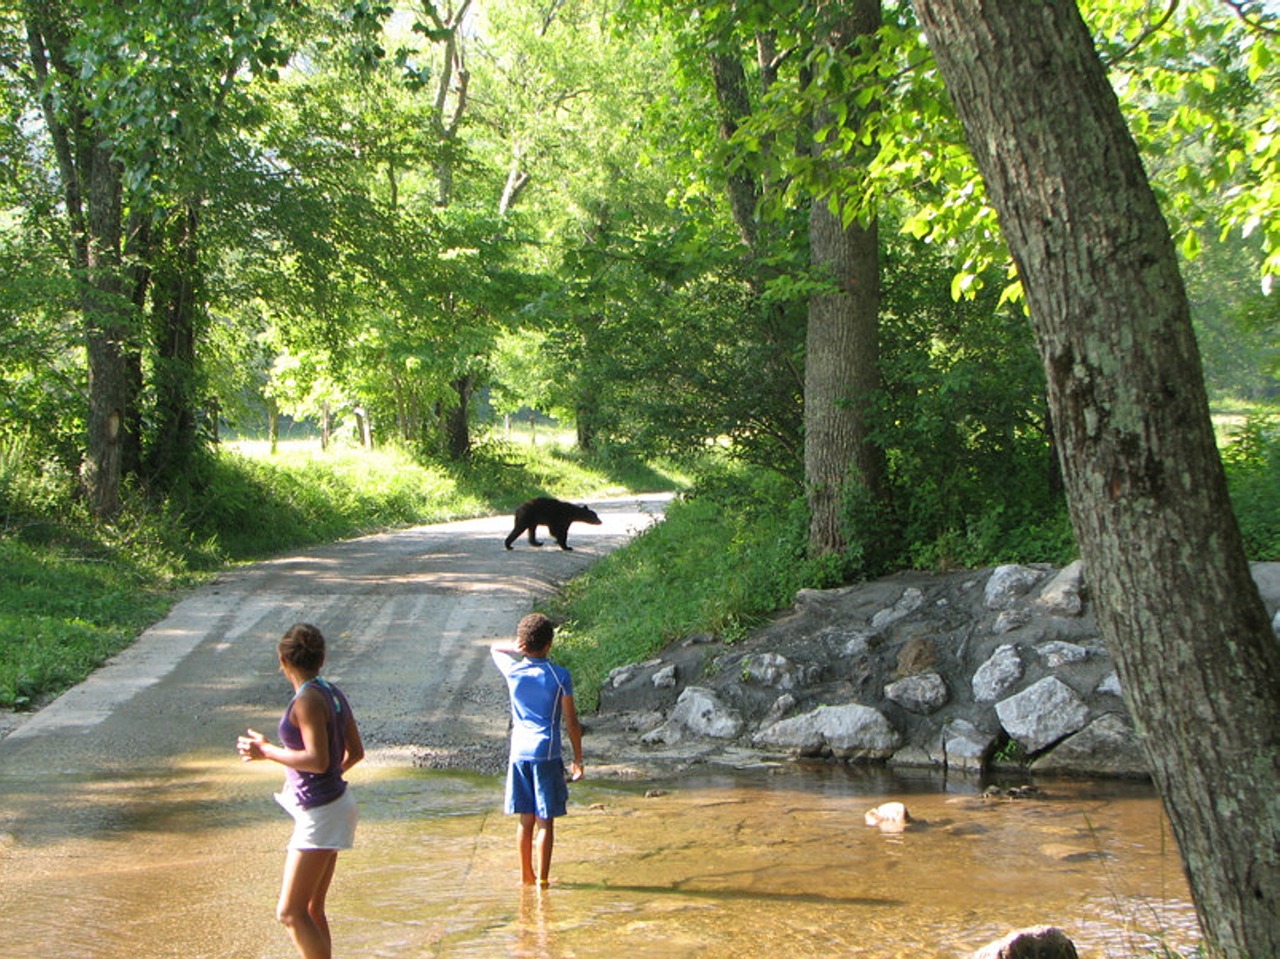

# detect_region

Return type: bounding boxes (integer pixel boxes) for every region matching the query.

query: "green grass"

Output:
[546,462,826,710]
[0,537,175,709]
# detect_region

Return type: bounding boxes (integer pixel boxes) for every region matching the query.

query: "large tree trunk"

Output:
[147,202,203,488]
[26,8,134,519]
[445,374,473,460]
[80,149,131,519]
[912,2,1280,955]
[804,0,884,555]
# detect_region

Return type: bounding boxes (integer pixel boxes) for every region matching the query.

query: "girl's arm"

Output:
[237,687,331,773]
[342,709,365,772]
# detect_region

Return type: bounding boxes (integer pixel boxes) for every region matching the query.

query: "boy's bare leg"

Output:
[517,814,538,885]
[535,817,555,884]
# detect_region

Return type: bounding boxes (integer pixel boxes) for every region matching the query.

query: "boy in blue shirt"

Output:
[490,613,585,885]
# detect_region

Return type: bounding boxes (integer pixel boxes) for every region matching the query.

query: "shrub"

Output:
[1222,414,1280,561]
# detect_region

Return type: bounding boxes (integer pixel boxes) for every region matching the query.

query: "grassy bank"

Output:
[0,438,683,710]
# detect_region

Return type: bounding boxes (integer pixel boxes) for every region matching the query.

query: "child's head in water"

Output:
[516,613,555,656]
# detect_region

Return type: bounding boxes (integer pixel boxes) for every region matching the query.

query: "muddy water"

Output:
[0,755,1198,958]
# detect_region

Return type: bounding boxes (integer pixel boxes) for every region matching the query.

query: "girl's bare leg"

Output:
[277,848,339,959]
[309,850,339,944]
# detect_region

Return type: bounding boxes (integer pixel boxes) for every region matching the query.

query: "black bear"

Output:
[504,497,602,551]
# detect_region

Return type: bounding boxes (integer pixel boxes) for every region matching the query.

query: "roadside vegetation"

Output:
[550,408,1280,709]
[2,406,1274,715]
[0,433,682,710]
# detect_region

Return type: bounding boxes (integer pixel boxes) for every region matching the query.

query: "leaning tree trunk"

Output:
[804,0,885,556]
[912,2,1280,955]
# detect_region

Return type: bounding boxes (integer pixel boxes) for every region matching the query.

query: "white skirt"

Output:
[275,787,358,851]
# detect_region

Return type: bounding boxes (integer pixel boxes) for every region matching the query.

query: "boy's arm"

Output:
[490,643,522,670]
[561,693,585,781]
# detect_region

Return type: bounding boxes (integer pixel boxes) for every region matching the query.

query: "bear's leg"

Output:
[527,525,543,547]
[504,523,525,549]
[550,524,573,550]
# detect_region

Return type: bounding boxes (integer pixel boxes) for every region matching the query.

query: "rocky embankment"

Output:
[588,561,1280,781]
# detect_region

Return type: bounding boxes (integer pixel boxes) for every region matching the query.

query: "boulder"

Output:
[1035,561,1086,616]
[996,677,1090,754]
[935,718,995,772]
[884,671,949,715]
[753,703,901,760]
[1030,714,1148,777]
[984,565,1047,610]
[973,644,1024,702]
[642,686,743,744]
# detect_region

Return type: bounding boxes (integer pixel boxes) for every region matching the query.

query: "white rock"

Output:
[984,565,1046,610]
[996,677,1090,753]
[753,703,901,759]
[973,644,1024,702]
[884,671,949,714]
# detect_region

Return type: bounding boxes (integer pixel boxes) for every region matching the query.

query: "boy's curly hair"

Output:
[516,613,555,654]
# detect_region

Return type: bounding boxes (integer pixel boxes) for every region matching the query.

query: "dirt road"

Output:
[0,494,668,795]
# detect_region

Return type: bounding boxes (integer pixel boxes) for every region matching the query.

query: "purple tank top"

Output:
[278,677,351,810]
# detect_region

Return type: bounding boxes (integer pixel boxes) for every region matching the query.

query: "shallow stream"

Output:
[0,754,1199,958]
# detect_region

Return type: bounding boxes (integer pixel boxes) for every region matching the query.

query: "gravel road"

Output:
[0,495,669,780]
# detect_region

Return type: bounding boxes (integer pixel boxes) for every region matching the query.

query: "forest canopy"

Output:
[0,0,1276,569]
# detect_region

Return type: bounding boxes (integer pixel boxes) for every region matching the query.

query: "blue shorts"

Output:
[504,759,569,820]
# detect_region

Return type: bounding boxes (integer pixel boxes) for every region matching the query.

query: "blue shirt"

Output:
[491,648,573,762]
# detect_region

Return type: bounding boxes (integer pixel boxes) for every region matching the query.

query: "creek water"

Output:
[0,752,1198,958]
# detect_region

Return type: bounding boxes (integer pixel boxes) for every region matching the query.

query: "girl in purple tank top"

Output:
[237,623,365,959]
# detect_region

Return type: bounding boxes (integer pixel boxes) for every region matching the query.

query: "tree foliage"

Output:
[0,0,1274,552]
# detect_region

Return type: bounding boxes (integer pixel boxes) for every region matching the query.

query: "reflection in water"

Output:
[0,758,1199,958]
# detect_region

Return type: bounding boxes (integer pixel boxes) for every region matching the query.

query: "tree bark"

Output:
[912,2,1280,955]
[147,202,203,488]
[804,0,885,555]
[80,145,131,519]
[709,49,762,251]
[445,374,473,460]
[26,5,134,519]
